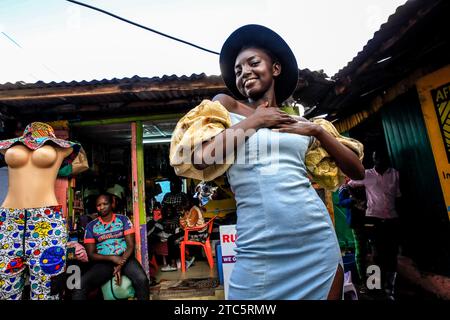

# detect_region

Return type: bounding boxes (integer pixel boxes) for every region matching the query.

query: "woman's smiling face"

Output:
[234,47,281,101]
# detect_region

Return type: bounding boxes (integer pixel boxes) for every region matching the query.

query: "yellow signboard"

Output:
[416,65,450,220]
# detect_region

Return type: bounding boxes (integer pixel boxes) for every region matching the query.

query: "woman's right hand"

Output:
[248,101,297,129]
[111,255,126,265]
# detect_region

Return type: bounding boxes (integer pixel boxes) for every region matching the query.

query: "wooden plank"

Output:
[17,100,195,115]
[131,122,142,265]
[55,178,69,220]
[136,121,146,225]
[136,121,149,276]
[0,81,226,101]
[71,113,185,127]
[68,178,74,229]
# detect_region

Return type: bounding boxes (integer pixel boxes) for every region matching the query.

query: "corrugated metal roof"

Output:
[315,0,448,120]
[332,0,440,80]
[0,73,228,120]
[0,73,222,91]
[0,70,333,113]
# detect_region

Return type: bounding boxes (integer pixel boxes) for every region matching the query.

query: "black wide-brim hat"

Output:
[220,24,298,104]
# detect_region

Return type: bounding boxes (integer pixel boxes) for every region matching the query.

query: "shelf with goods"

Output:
[68,178,85,239]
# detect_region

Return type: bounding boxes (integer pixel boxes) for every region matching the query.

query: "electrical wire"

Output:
[1,32,22,48]
[66,0,219,55]
[1,31,61,79]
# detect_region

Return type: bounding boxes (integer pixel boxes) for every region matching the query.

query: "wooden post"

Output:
[68,178,75,227]
[136,121,149,276]
[131,123,142,263]
[131,122,149,276]
[55,178,69,219]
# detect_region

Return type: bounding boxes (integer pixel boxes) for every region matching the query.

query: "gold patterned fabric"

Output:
[169,100,364,190]
[169,100,232,181]
[305,118,364,191]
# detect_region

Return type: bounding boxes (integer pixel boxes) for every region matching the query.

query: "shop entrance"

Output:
[65,117,240,299]
[69,119,179,276]
[69,122,136,254]
[68,121,149,274]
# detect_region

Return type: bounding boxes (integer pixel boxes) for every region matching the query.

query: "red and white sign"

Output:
[219,224,237,299]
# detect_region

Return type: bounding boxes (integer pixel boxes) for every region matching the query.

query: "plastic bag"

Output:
[71,147,89,175]
[101,275,135,300]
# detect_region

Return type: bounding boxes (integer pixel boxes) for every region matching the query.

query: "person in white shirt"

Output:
[349,149,402,299]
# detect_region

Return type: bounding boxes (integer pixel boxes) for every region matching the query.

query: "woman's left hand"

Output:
[113,265,122,285]
[272,118,322,137]
[114,271,122,286]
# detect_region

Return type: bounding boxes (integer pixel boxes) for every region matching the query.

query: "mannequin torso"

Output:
[1,144,73,208]
[0,122,80,300]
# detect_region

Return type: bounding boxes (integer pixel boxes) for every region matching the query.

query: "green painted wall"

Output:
[381,90,450,276]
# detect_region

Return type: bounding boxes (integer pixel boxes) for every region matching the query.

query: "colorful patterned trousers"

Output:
[0,206,67,300]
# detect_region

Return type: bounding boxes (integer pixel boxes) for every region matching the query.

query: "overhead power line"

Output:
[66,0,220,55]
[1,31,61,79]
[1,32,22,48]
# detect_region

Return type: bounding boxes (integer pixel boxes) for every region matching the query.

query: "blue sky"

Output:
[0,0,406,84]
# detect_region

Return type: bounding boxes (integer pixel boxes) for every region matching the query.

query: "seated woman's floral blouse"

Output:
[84,214,134,255]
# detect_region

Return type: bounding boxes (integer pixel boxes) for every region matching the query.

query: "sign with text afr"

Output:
[417,65,450,220]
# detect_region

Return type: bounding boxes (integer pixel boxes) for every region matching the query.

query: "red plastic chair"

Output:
[180,216,217,273]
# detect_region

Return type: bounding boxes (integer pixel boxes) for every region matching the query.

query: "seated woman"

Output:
[146,204,177,272]
[161,198,208,271]
[152,204,182,272]
[72,194,149,300]
[179,197,208,239]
